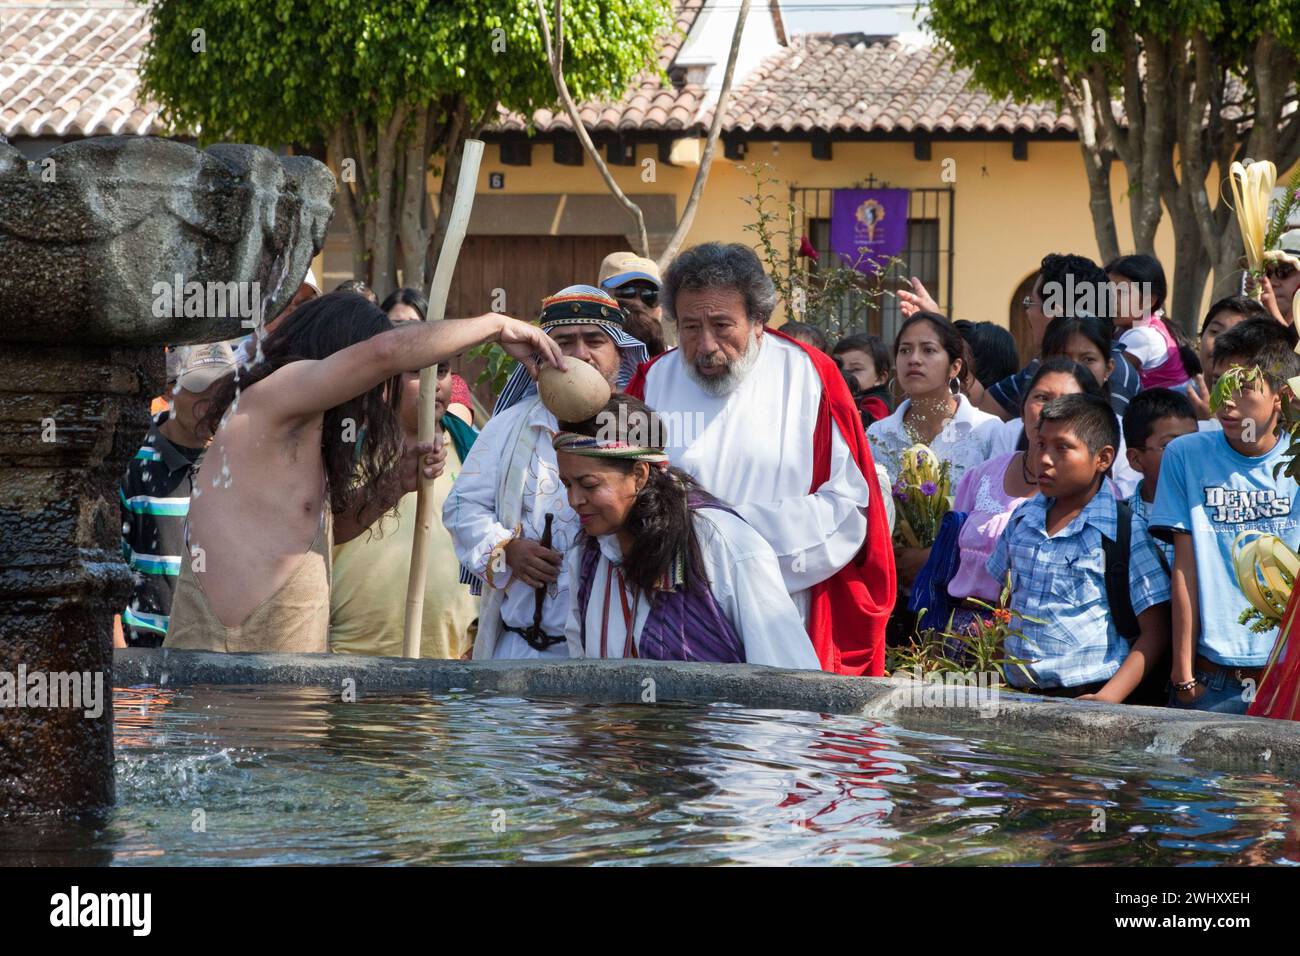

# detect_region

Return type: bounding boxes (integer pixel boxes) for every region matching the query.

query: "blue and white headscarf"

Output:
[492,284,650,416]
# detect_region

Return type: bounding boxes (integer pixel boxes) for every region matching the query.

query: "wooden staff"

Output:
[402,138,485,658]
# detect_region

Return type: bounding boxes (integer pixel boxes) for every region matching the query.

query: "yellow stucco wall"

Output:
[445,137,1190,330]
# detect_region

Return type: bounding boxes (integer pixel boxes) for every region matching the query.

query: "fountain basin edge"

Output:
[114,648,1300,779]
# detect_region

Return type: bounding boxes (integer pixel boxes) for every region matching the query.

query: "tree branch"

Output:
[657,0,751,268]
[535,0,649,255]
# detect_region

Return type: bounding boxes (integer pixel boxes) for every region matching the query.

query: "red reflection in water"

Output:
[113,686,179,748]
[777,717,900,832]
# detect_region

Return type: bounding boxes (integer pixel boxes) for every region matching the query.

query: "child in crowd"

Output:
[1105,254,1193,389]
[988,394,1171,701]
[1037,315,1141,496]
[1150,329,1300,714]
[1122,389,1198,567]
[833,333,893,424]
[780,321,829,353]
[1185,308,1285,427]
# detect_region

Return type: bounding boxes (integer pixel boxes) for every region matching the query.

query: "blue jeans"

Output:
[1169,665,1252,714]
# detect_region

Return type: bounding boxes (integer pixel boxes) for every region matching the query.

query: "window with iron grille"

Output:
[791,185,954,346]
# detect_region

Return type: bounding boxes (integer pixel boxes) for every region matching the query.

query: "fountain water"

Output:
[0,136,335,815]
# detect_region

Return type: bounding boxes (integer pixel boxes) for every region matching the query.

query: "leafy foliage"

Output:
[886,598,1037,686]
[140,0,671,146]
[1265,165,1300,253]
[739,163,897,341]
[923,1,1284,107]
[1208,363,1264,413]
[465,342,517,397]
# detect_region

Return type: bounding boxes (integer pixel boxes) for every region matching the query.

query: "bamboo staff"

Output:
[402,138,485,657]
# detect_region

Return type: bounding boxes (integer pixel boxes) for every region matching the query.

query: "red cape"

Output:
[1249,584,1300,721]
[626,328,896,675]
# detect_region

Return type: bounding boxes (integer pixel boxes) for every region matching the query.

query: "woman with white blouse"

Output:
[867,311,1001,585]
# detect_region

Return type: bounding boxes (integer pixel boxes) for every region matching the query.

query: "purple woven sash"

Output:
[575,504,745,663]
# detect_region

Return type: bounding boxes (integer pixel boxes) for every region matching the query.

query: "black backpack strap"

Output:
[1102,500,1140,641]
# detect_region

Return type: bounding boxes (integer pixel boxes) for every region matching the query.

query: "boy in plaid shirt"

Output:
[988,394,1171,700]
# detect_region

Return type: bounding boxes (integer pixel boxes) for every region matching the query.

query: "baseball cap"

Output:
[599,252,661,290]
[1263,228,1300,270]
[172,343,237,392]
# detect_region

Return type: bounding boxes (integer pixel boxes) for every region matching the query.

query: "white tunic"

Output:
[563,508,821,669]
[637,334,873,620]
[442,399,574,659]
[867,393,1001,487]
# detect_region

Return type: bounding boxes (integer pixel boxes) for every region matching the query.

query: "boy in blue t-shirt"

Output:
[1122,389,1198,568]
[988,394,1171,701]
[1149,322,1300,714]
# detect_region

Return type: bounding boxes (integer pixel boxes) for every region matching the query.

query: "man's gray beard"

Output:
[683,328,762,396]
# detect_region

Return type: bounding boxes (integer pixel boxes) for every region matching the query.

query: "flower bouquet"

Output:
[890,444,953,548]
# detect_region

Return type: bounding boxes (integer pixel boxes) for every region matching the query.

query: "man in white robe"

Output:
[443,286,648,659]
[628,243,896,675]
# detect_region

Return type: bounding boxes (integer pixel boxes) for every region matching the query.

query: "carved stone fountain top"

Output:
[0,136,336,817]
[0,136,336,345]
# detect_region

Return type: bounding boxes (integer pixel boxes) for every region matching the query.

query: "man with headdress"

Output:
[443,286,649,659]
[627,243,896,676]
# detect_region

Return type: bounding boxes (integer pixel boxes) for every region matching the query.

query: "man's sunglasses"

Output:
[1266,263,1297,281]
[611,285,659,307]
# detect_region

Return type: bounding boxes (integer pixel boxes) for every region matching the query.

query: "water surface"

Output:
[4,685,1299,865]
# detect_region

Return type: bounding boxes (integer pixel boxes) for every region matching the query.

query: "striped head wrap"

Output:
[493,285,650,416]
[554,430,686,590]
[551,431,669,469]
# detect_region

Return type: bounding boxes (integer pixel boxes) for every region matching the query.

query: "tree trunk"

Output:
[398,104,433,293]
[1052,66,1119,263]
[369,105,409,299]
[1081,142,1120,264]
[1166,190,1211,334]
[329,123,369,283]
[428,97,471,292]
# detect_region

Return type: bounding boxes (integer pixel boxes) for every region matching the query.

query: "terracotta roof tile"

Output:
[707,34,1074,136]
[1,3,167,138]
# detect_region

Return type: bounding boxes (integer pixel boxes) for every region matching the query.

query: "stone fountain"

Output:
[0,136,335,814]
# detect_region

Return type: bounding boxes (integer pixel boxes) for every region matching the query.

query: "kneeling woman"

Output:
[554,396,820,669]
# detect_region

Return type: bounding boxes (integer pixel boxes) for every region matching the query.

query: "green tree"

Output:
[927,0,1300,330]
[139,0,670,297]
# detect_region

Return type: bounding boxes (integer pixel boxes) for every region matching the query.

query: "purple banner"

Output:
[829,188,910,274]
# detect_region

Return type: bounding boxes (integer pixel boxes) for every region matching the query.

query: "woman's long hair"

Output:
[561,395,718,598]
[1015,356,1110,452]
[201,292,404,524]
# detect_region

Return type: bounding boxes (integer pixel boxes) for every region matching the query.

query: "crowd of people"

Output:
[116,228,1300,719]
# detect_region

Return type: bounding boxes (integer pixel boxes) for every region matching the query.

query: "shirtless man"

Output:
[164,292,563,653]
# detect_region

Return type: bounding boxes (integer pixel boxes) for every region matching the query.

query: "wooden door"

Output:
[1009,272,1039,366]
[447,234,630,412]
